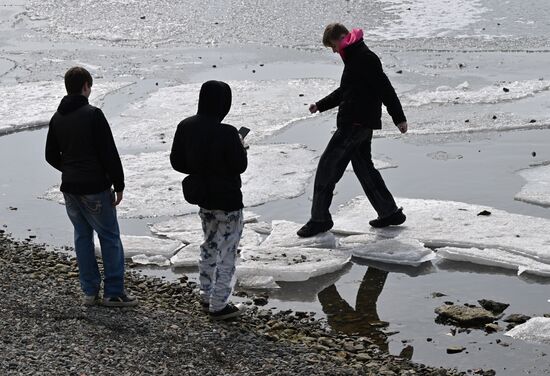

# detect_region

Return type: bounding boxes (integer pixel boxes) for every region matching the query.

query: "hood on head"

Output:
[57,95,89,115]
[197,80,232,122]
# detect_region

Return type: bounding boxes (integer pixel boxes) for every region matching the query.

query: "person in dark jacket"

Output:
[171,80,248,320]
[297,23,408,238]
[45,67,137,307]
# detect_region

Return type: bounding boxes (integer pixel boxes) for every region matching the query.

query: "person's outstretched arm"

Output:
[93,109,125,195]
[45,120,62,171]
[313,87,343,113]
[364,56,408,133]
[170,124,189,174]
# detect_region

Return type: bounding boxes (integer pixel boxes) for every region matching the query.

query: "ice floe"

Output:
[515,163,550,208]
[93,235,184,266]
[260,220,337,249]
[404,80,550,107]
[341,237,436,267]
[505,317,550,345]
[170,244,201,268]
[0,80,132,136]
[41,143,317,218]
[332,197,550,276]
[237,246,351,288]
[112,79,336,149]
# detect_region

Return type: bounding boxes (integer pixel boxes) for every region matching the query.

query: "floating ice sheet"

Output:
[437,247,550,277]
[515,163,550,208]
[41,143,317,218]
[404,80,550,107]
[505,317,550,345]
[260,220,337,249]
[112,79,336,149]
[332,197,550,274]
[131,254,171,267]
[237,246,351,284]
[0,81,132,136]
[94,235,183,259]
[343,237,436,267]
[170,244,201,268]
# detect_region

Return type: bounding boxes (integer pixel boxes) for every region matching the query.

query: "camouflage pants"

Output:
[198,208,243,312]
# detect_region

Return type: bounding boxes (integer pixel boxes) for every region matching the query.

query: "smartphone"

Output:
[238,126,251,139]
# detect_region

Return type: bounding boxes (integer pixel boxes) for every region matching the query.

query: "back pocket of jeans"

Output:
[80,195,103,215]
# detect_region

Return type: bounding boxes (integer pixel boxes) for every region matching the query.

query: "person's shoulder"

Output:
[176,115,199,130]
[219,123,239,136]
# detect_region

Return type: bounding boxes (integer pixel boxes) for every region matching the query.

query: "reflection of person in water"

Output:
[318,267,413,359]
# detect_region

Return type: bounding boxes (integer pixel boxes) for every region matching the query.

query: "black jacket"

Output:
[45,95,125,194]
[170,81,248,212]
[316,39,406,129]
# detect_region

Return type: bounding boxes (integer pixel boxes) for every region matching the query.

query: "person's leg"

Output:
[209,210,243,313]
[310,127,358,223]
[350,129,399,219]
[63,192,101,298]
[198,208,220,307]
[76,190,126,299]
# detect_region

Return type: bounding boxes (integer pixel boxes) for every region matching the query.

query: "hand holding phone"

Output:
[238,127,251,139]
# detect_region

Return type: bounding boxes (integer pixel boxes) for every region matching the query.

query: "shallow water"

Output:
[2,0,550,374]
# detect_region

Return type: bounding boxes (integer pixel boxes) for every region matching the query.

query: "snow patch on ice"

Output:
[403,80,550,107]
[515,163,550,208]
[333,197,550,276]
[0,81,132,136]
[260,220,337,249]
[131,254,171,267]
[42,143,317,218]
[505,317,550,345]
[113,79,336,149]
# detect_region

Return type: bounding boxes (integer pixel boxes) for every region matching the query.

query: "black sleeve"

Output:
[93,109,125,192]
[316,87,342,113]
[170,124,189,174]
[45,119,62,171]
[364,56,407,126]
[225,128,248,175]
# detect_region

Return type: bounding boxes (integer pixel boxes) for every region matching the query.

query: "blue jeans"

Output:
[63,190,125,298]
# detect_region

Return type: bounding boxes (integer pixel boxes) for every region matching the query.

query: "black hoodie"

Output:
[45,95,125,194]
[170,81,248,211]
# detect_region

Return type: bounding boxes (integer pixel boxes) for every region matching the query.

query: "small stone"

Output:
[446,346,466,354]
[529,119,537,123]
[532,151,537,157]
[492,115,497,120]
[503,313,531,324]
[140,16,146,20]
[435,304,496,326]
[431,292,447,298]
[212,65,217,68]
[253,296,268,306]
[396,70,403,74]
[502,87,509,92]
[484,323,502,333]
[477,210,491,216]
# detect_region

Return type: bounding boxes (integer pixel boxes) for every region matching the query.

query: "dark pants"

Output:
[311,125,398,222]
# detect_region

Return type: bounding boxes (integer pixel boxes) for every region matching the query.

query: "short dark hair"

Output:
[322,23,350,47]
[64,67,93,95]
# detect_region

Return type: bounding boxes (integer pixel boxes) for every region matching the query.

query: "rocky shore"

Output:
[0,232,483,376]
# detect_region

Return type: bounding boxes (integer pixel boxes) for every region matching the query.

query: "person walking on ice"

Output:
[298,23,409,238]
[171,81,248,320]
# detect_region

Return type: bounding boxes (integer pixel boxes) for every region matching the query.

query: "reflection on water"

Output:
[318,267,413,359]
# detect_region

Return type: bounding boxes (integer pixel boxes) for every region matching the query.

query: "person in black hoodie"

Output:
[297,23,408,238]
[171,81,248,320]
[45,67,137,307]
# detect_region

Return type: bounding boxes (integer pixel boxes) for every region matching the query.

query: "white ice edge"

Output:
[505,317,550,345]
[515,163,550,208]
[0,81,133,136]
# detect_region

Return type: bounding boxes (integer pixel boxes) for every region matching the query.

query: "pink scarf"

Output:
[339,28,364,60]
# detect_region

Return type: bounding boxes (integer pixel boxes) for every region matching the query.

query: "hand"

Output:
[113,191,123,207]
[397,121,408,134]
[309,103,318,114]
[239,135,249,150]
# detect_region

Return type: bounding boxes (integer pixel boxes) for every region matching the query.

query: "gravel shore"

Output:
[0,231,481,376]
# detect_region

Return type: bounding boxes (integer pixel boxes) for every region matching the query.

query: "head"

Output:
[197,80,232,122]
[64,66,93,98]
[323,23,350,53]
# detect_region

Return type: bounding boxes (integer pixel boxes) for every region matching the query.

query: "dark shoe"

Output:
[209,303,247,320]
[369,208,406,228]
[103,293,139,307]
[83,294,100,306]
[297,220,334,238]
[201,301,209,312]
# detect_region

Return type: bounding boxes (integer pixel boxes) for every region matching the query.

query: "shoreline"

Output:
[0,232,482,376]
